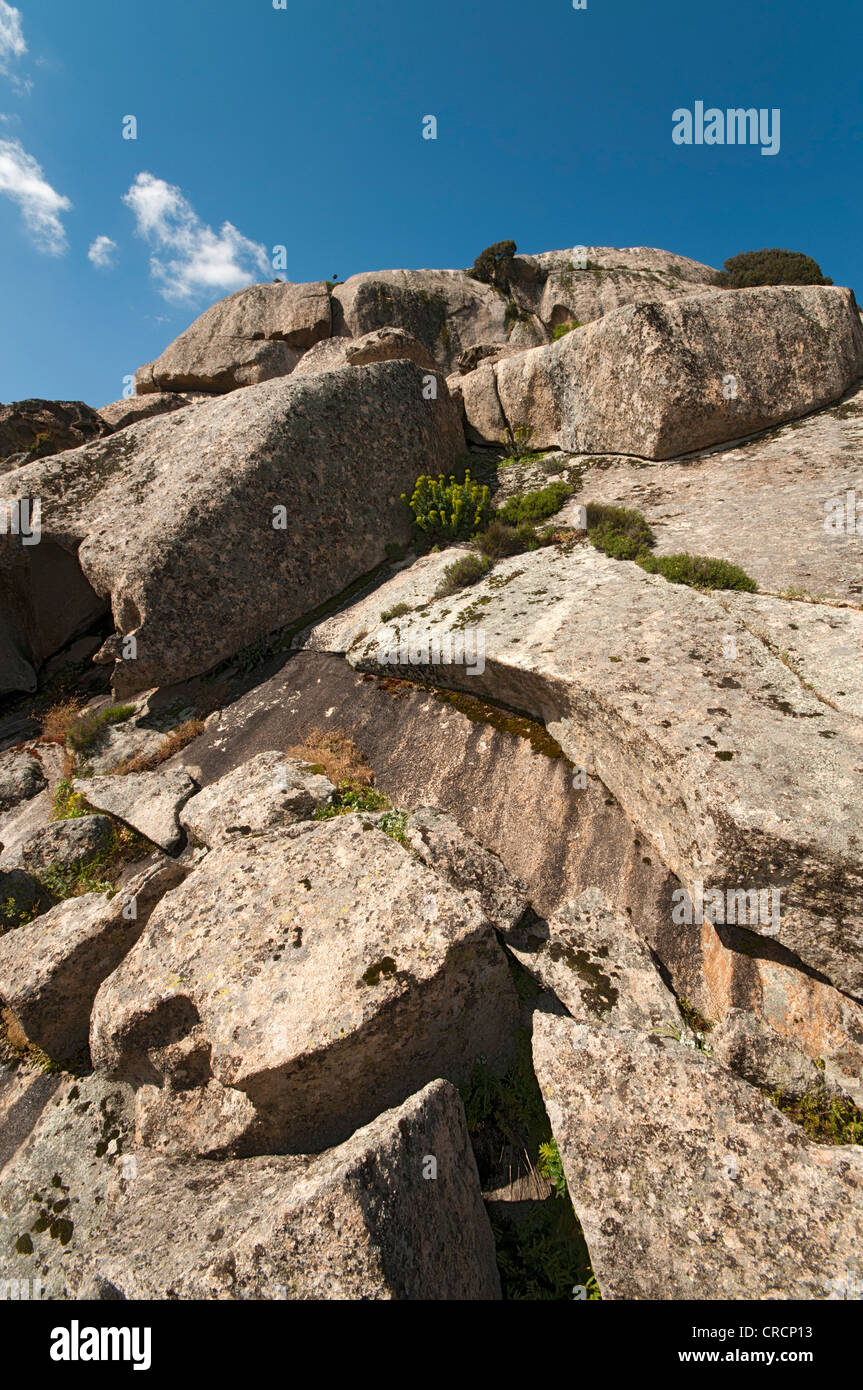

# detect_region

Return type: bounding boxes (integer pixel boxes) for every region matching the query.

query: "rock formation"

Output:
[2,244,863,1303]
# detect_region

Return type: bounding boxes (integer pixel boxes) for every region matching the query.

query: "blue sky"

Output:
[0,0,859,407]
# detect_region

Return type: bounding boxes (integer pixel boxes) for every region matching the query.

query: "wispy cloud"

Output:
[0,137,70,253]
[88,234,117,269]
[0,3,30,93]
[0,3,26,69]
[123,171,269,300]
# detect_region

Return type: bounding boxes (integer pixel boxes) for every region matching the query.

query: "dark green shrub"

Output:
[552,320,580,339]
[467,239,517,288]
[716,248,832,288]
[585,503,654,560]
[476,519,540,561]
[402,472,492,541]
[637,552,757,591]
[497,481,574,527]
[434,552,492,597]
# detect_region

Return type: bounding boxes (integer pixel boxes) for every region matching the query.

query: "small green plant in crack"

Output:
[638,552,757,592]
[552,320,581,339]
[378,810,409,845]
[538,1137,568,1199]
[765,1088,863,1145]
[50,779,91,822]
[380,602,411,622]
[313,783,391,819]
[500,423,541,465]
[496,481,574,527]
[434,552,492,597]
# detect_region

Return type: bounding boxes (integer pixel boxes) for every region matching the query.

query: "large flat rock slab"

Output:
[490,285,863,458]
[134,280,332,394]
[91,816,518,1153]
[0,358,461,695]
[340,544,863,998]
[556,386,863,603]
[533,1012,863,1300]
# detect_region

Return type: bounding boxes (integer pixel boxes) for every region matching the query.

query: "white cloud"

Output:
[123,171,269,300]
[0,3,26,71]
[88,234,117,268]
[0,137,70,253]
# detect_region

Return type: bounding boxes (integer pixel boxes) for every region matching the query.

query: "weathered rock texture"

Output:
[179,752,334,847]
[98,392,207,431]
[338,544,863,999]
[554,384,863,603]
[533,1013,863,1300]
[0,359,461,695]
[331,269,543,374]
[134,281,332,394]
[91,816,518,1153]
[0,399,111,472]
[0,1076,500,1300]
[74,769,196,854]
[291,326,438,377]
[470,286,863,457]
[0,858,185,1060]
[0,748,46,813]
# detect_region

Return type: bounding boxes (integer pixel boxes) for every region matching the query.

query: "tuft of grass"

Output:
[584,502,758,591]
[475,519,542,562]
[287,727,374,789]
[552,320,581,339]
[434,552,492,597]
[380,602,411,622]
[637,552,758,592]
[111,718,206,775]
[41,700,136,754]
[314,784,391,819]
[585,502,655,560]
[496,481,573,528]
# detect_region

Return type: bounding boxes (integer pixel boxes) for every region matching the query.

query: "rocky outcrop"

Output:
[0,748,46,813]
[465,285,863,457]
[134,281,332,394]
[506,888,681,1034]
[0,813,114,874]
[533,1013,863,1300]
[91,815,518,1154]
[338,543,863,1000]
[0,399,111,473]
[331,269,546,374]
[291,326,438,377]
[0,358,461,695]
[98,392,208,432]
[518,245,721,329]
